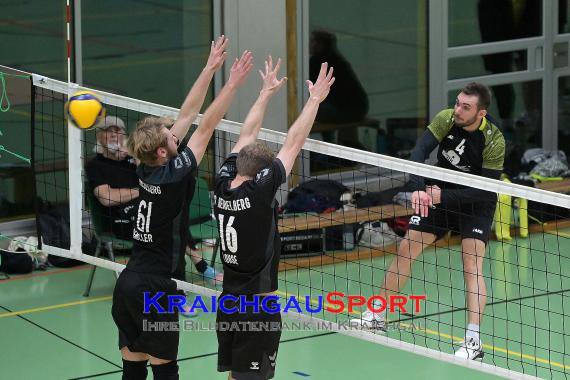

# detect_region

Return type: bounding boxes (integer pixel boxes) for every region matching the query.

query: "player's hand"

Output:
[412,190,433,218]
[205,35,229,72]
[227,50,254,88]
[306,62,335,103]
[426,185,441,205]
[118,146,129,160]
[117,141,129,160]
[259,56,287,96]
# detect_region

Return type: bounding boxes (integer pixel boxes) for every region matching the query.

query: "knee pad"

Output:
[122,359,148,380]
[151,360,179,380]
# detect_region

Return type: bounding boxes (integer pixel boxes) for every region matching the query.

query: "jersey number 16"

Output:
[218,214,238,253]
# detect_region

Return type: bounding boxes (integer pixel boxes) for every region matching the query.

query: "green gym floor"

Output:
[1,230,569,379]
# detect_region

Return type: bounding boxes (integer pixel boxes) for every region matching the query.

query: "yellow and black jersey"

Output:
[428,109,505,175]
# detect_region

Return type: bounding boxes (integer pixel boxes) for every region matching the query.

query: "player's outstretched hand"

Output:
[205,35,229,72]
[306,62,335,103]
[227,50,254,88]
[259,55,287,95]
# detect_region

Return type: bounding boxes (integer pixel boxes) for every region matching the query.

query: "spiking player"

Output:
[352,82,505,361]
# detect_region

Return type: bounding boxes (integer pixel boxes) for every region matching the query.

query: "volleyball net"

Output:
[2,69,570,379]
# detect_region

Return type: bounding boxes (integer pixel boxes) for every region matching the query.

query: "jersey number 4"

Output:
[445,138,466,165]
[455,138,466,155]
[218,214,238,253]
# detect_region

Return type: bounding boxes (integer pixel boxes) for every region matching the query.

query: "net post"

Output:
[30,79,43,251]
[67,84,83,258]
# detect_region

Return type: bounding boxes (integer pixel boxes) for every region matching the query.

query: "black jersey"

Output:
[423,109,505,212]
[213,154,286,295]
[85,154,139,223]
[428,109,505,176]
[126,146,197,279]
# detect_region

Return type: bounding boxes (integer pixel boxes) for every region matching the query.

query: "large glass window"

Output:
[308,0,428,163]
[558,76,570,157]
[0,2,67,221]
[0,2,67,80]
[81,0,213,108]
[560,1,570,33]
[447,1,544,154]
[81,0,216,177]
[448,0,542,47]
[0,73,34,221]
[0,1,214,222]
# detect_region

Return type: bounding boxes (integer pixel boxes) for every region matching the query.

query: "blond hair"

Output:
[236,142,275,177]
[126,116,173,165]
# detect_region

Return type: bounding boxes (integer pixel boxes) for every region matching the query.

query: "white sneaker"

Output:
[350,310,386,332]
[454,337,484,360]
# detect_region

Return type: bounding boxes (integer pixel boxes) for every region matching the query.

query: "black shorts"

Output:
[216,294,282,380]
[111,269,181,360]
[407,203,494,243]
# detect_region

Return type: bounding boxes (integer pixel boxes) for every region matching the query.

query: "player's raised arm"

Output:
[276,62,334,175]
[231,56,287,154]
[170,35,229,139]
[187,50,254,164]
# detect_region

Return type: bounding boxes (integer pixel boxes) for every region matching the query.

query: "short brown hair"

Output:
[460,82,492,110]
[126,116,173,165]
[236,142,275,177]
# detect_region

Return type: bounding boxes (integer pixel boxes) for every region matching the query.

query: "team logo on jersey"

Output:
[442,137,471,171]
[442,150,470,172]
[255,168,270,181]
[219,165,231,177]
[442,149,461,166]
[174,152,190,169]
[123,204,136,216]
[250,362,260,370]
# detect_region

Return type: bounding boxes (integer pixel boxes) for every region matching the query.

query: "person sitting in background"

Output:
[309,29,369,165]
[85,116,222,288]
[85,115,139,241]
[310,29,368,124]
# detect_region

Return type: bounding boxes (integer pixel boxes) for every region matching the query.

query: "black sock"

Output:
[194,259,208,274]
[151,361,179,380]
[122,359,148,380]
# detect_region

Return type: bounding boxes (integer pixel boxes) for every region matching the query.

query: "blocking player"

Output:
[112,38,253,380]
[214,58,334,380]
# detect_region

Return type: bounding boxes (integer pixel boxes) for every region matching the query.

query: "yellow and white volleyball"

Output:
[66,91,106,130]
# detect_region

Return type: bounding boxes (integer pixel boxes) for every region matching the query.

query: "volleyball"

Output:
[66,91,105,130]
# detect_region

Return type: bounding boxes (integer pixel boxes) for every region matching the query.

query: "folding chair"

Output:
[83,186,133,297]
